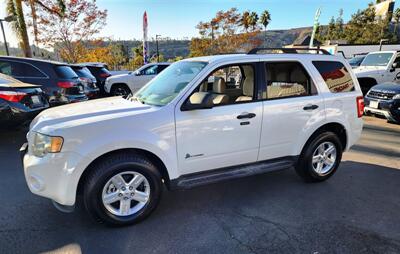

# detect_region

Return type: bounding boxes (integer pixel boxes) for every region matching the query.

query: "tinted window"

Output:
[361,53,393,67]
[313,61,355,93]
[348,56,365,67]
[142,65,158,75]
[157,65,169,73]
[0,61,45,77]
[0,61,12,76]
[264,62,316,99]
[54,66,78,79]
[72,67,95,79]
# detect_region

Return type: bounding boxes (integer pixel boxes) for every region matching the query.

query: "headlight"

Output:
[393,94,400,99]
[32,132,64,157]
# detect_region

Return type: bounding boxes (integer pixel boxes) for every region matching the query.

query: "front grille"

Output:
[367,90,395,100]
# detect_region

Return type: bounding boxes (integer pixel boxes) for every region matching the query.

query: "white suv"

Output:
[21,48,364,226]
[354,51,400,94]
[104,62,170,96]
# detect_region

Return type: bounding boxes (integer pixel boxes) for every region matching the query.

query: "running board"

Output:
[170,157,297,190]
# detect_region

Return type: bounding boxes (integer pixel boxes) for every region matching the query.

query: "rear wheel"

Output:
[83,152,162,226]
[295,132,343,182]
[110,84,131,97]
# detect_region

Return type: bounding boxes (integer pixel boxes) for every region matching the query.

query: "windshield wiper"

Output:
[130,96,146,104]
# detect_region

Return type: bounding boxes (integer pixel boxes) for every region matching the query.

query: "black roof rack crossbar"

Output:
[247,47,331,55]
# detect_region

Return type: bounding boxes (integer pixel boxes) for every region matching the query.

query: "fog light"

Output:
[28,175,44,192]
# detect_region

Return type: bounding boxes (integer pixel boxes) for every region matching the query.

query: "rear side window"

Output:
[54,66,78,79]
[73,67,95,79]
[0,61,45,78]
[157,65,169,73]
[313,61,355,93]
[263,62,317,100]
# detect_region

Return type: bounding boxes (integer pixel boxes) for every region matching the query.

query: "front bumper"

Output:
[364,97,400,122]
[21,143,86,206]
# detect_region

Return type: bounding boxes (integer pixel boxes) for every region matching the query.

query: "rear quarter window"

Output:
[54,66,78,79]
[313,61,355,93]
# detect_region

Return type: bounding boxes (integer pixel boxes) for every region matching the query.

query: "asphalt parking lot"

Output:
[0,116,399,254]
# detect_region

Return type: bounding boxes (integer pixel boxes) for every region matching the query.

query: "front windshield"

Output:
[360,53,393,67]
[135,61,207,106]
[349,56,364,66]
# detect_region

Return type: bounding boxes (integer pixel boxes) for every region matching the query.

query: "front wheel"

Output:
[110,84,131,97]
[83,152,162,226]
[295,132,343,182]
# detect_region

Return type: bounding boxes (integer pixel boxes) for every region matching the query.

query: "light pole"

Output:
[0,15,16,56]
[155,34,161,62]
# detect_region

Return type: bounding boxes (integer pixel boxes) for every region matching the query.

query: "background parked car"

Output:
[104,62,171,96]
[364,82,400,124]
[0,73,49,129]
[0,56,87,106]
[77,63,112,96]
[70,65,100,99]
[348,55,366,68]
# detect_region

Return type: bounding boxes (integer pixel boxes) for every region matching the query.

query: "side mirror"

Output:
[181,92,214,111]
[390,63,398,72]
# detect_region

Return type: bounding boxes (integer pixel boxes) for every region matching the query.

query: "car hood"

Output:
[370,82,400,93]
[353,66,386,76]
[108,73,132,81]
[30,97,153,133]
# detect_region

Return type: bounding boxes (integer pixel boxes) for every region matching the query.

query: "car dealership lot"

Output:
[0,117,399,254]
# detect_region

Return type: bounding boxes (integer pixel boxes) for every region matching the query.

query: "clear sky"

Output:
[0,0,384,47]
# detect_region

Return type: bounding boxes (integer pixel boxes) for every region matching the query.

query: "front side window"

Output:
[263,62,316,99]
[0,61,45,78]
[135,61,207,106]
[361,53,393,67]
[142,65,158,75]
[313,61,355,93]
[189,64,256,106]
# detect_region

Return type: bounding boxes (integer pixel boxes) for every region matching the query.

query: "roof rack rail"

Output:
[247,47,331,55]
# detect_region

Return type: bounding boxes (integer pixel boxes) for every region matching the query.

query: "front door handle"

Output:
[237,113,256,119]
[303,104,319,111]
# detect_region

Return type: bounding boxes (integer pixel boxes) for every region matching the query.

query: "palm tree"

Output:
[248,11,259,31]
[6,0,32,57]
[6,0,65,57]
[393,8,400,38]
[241,11,250,32]
[260,10,271,32]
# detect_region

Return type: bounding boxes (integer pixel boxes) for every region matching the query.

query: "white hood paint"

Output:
[30,97,153,133]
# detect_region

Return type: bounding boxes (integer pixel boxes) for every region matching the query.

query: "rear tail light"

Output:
[99,73,111,78]
[0,91,27,102]
[356,96,364,118]
[57,81,75,88]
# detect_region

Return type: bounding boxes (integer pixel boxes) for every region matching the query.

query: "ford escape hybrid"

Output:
[21,48,363,226]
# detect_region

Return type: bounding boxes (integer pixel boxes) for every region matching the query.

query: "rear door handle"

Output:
[303,104,319,111]
[237,113,256,119]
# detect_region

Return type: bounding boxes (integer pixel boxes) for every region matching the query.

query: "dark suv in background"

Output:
[0,56,87,106]
[77,63,111,96]
[70,65,100,99]
[364,82,400,124]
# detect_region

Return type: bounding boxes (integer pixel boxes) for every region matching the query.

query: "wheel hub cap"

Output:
[312,141,337,176]
[102,171,150,217]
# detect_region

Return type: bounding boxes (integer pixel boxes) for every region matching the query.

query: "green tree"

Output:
[260,10,271,32]
[327,16,336,40]
[335,9,344,39]
[248,11,259,31]
[241,11,250,32]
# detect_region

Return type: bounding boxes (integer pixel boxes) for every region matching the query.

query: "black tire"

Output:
[110,84,131,97]
[83,152,162,226]
[295,132,343,182]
